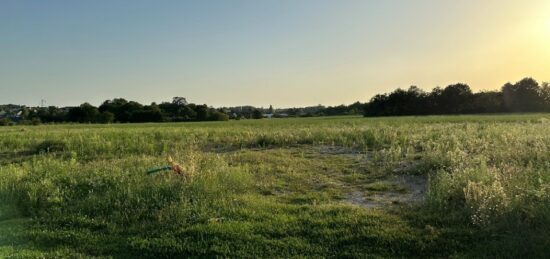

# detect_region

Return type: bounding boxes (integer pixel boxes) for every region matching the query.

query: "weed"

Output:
[34,140,67,154]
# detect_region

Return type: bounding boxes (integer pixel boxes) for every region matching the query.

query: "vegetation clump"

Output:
[365,77,550,116]
[34,140,68,154]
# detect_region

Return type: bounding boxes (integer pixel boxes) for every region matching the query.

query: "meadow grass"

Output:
[1,114,549,258]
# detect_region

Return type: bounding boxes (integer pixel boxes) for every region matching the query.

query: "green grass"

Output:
[1,115,549,258]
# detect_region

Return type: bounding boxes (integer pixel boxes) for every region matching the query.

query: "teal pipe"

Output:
[146,166,172,175]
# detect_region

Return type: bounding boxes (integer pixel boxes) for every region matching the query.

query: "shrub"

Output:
[252,109,263,119]
[209,112,229,121]
[34,140,68,154]
[464,179,510,226]
[31,118,42,125]
[0,118,11,126]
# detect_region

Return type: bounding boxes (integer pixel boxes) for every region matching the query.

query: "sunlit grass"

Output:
[1,115,549,257]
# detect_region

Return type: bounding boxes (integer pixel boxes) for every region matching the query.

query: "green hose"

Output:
[146,166,172,175]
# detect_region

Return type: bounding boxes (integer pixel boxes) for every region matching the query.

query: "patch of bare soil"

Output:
[345,174,427,209]
[314,145,363,155]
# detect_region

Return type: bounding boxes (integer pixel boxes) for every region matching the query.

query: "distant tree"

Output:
[323,105,348,116]
[172,97,188,106]
[98,111,115,123]
[437,83,473,114]
[363,86,429,116]
[195,105,210,121]
[268,105,274,114]
[541,82,550,111]
[68,103,100,123]
[81,103,100,122]
[20,107,30,120]
[364,94,390,116]
[99,98,129,122]
[131,104,163,122]
[121,101,144,122]
[252,109,263,119]
[471,91,505,113]
[348,101,365,115]
[35,106,67,123]
[209,112,229,121]
[502,78,544,112]
[362,80,541,117]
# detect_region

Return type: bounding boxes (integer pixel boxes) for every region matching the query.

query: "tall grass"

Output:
[1,114,549,257]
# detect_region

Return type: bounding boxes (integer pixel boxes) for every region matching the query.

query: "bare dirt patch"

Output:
[345,174,427,209]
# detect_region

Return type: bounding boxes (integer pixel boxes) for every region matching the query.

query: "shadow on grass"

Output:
[0,151,35,165]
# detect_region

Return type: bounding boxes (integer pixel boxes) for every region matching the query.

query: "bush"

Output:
[252,109,263,119]
[464,179,509,226]
[0,118,11,126]
[0,150,252,227]
[209,112,229,121]
[34,140,68,154]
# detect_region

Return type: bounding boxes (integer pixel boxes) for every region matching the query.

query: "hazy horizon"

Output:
[2,0,550,107]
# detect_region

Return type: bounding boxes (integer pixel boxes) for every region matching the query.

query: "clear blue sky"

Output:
[1,0,550,107]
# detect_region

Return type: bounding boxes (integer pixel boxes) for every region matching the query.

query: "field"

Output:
[1,115,549,258]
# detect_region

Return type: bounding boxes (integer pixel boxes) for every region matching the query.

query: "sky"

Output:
[1,0,550,108]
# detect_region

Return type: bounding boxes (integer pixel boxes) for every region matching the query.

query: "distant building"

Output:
[0,110,22,120]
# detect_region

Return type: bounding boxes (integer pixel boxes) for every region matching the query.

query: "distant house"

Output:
[0,110,22,121]
[274,113,288,118]
[263,113,274,119]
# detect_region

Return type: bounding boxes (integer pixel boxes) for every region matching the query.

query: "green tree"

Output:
[98,111,115,123]
[502,78,543,112]
[195,105,210,121]
[209,112,229,121]
[439,83,473,114]
[252,109,263,119]
[68,103,100,123]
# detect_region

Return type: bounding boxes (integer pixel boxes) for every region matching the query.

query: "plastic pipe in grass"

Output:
[146,166,173,175]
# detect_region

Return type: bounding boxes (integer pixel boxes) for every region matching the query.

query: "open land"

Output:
[1,115,549,258]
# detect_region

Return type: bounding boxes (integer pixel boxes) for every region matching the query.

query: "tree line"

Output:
[363,77,550,116]
[0,97,230,125]
[1,98,366,125]
[222,102,364,119]
[1,97,364,125]
[1,77,549,125]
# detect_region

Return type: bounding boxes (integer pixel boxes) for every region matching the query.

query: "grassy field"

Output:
[1,115,549,258]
